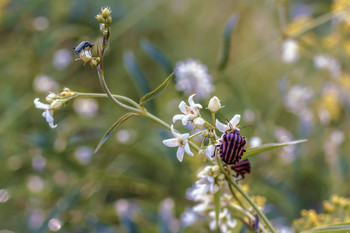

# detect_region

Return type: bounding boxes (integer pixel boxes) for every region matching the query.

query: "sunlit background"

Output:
[1,0,350,232]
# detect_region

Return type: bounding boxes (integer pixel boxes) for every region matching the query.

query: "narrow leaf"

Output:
[218,13,239,70]
[123,51,150,96]
[140,39,173,73]
[301,223,350,233]
[242,139,308,160]
[139,73,174,106]
[95,113,140,154]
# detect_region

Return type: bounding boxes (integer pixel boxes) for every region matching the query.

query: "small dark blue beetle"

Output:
[73,41,94,55]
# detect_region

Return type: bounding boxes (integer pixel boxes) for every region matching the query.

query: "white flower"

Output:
[215,114,240,133]
[284,85,313,115]
[173,94,202,126]
[162,125,194,162]
[174,58,214,99]
[34,98,58,128]
[209,208,237,233]
[313,54,341,78]
[205,145,216,161]
[281,39,299,64]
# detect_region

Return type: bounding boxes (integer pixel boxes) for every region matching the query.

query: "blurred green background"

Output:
[1,0,350,232]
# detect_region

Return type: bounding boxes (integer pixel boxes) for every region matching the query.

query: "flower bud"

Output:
[208,96,222,113]
[46,93,58,103]
[198,149,206,158]
[95,14,104,23]
[50,99,64,110]
[193,117,205,129]
[101,7,111,18]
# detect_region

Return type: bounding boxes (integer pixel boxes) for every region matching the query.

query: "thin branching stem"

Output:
[75,92,140,108]
[217,159,276,233]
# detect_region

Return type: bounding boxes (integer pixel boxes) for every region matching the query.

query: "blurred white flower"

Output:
[180,208,197,227]
[314,54,341,78]
[209,208,237,233]
[284,85,313,115]
[73,98,98,117]
[249,136,262,147]
[162,125,194,162]
[33,16,49,31]
[216,114,240,133]
[173,94,202,126]
[174,58,214,99]
[32,155,46,171]
[27,175,45,193]
[74,147,93,165]
[48,218,62,231]
[281,39,300,64]
[53,49,72,69]
[33,75,58,93]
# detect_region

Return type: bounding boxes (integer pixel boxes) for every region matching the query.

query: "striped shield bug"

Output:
[231,159,251,180]
[218,129,246,165]
[73,41,94,55]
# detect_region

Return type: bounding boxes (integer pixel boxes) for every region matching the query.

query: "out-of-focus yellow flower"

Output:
[294,195,350,232]
[342,41,350,57]
[285,16,313,37]
[323,200,335,213]
[332,0,350,24]
[322,33,339,49]
[251,196,267,209]
[319,90,341,121]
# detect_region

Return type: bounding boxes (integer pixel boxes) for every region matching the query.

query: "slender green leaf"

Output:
[139,73,174,106]
[123,51,150,96]
[140,39,173,73]
[95,113,140,154]
[242,139,308,159]
[218,13,239,70]
[301,223,350,233]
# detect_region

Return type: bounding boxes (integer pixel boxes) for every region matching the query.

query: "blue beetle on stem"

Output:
[73,41,94,55]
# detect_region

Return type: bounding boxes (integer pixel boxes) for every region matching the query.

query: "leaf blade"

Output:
[218,13,239,70]
[242,139,308,159]
[139,72,174,106]
[94,113,140,154]
[140,39,173,73]
[301,223,350,233]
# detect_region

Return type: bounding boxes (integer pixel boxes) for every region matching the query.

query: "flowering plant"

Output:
[31,6,324,233]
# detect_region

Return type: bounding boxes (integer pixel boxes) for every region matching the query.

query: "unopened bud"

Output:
[107,16,112,24]
[101,7,111,18]
[208,96,222,113]
[193,117,205,129]
[95,14,104,23]
[46,93,58,103]
[50,99,64,110]
[198,149,206,158]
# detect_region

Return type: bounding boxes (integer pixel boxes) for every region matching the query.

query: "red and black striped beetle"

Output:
[217,129,246,165]
[231,159,251,180]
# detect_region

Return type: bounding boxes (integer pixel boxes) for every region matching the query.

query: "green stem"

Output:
[97,71,141,113]
[217,159,276,233]
[75,92,140,108]
[143,111,201,152]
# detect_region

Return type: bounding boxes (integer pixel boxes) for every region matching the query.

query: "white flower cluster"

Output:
[174,59,214,99]
[281,39,300,64]
[186,165,236,233]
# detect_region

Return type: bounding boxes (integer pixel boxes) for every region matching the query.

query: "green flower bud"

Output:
[46,93,58,103]
[95,14,104,23]
[208,96,223,113]
[101,7,111,18]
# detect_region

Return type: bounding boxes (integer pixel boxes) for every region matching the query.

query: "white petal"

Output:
[229,114,241,128]
[172,114,184,123]
[163,138,179,147]
[42,109,57,128]
[184,142,194,156]
[34,98,50,110]
[170,124,181,138]
[181,115,190,126]
[188,94,202,109]
[205,145,216,160]
[216,119,228,133]
[178,101,187,114]
[176,147,185,162]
